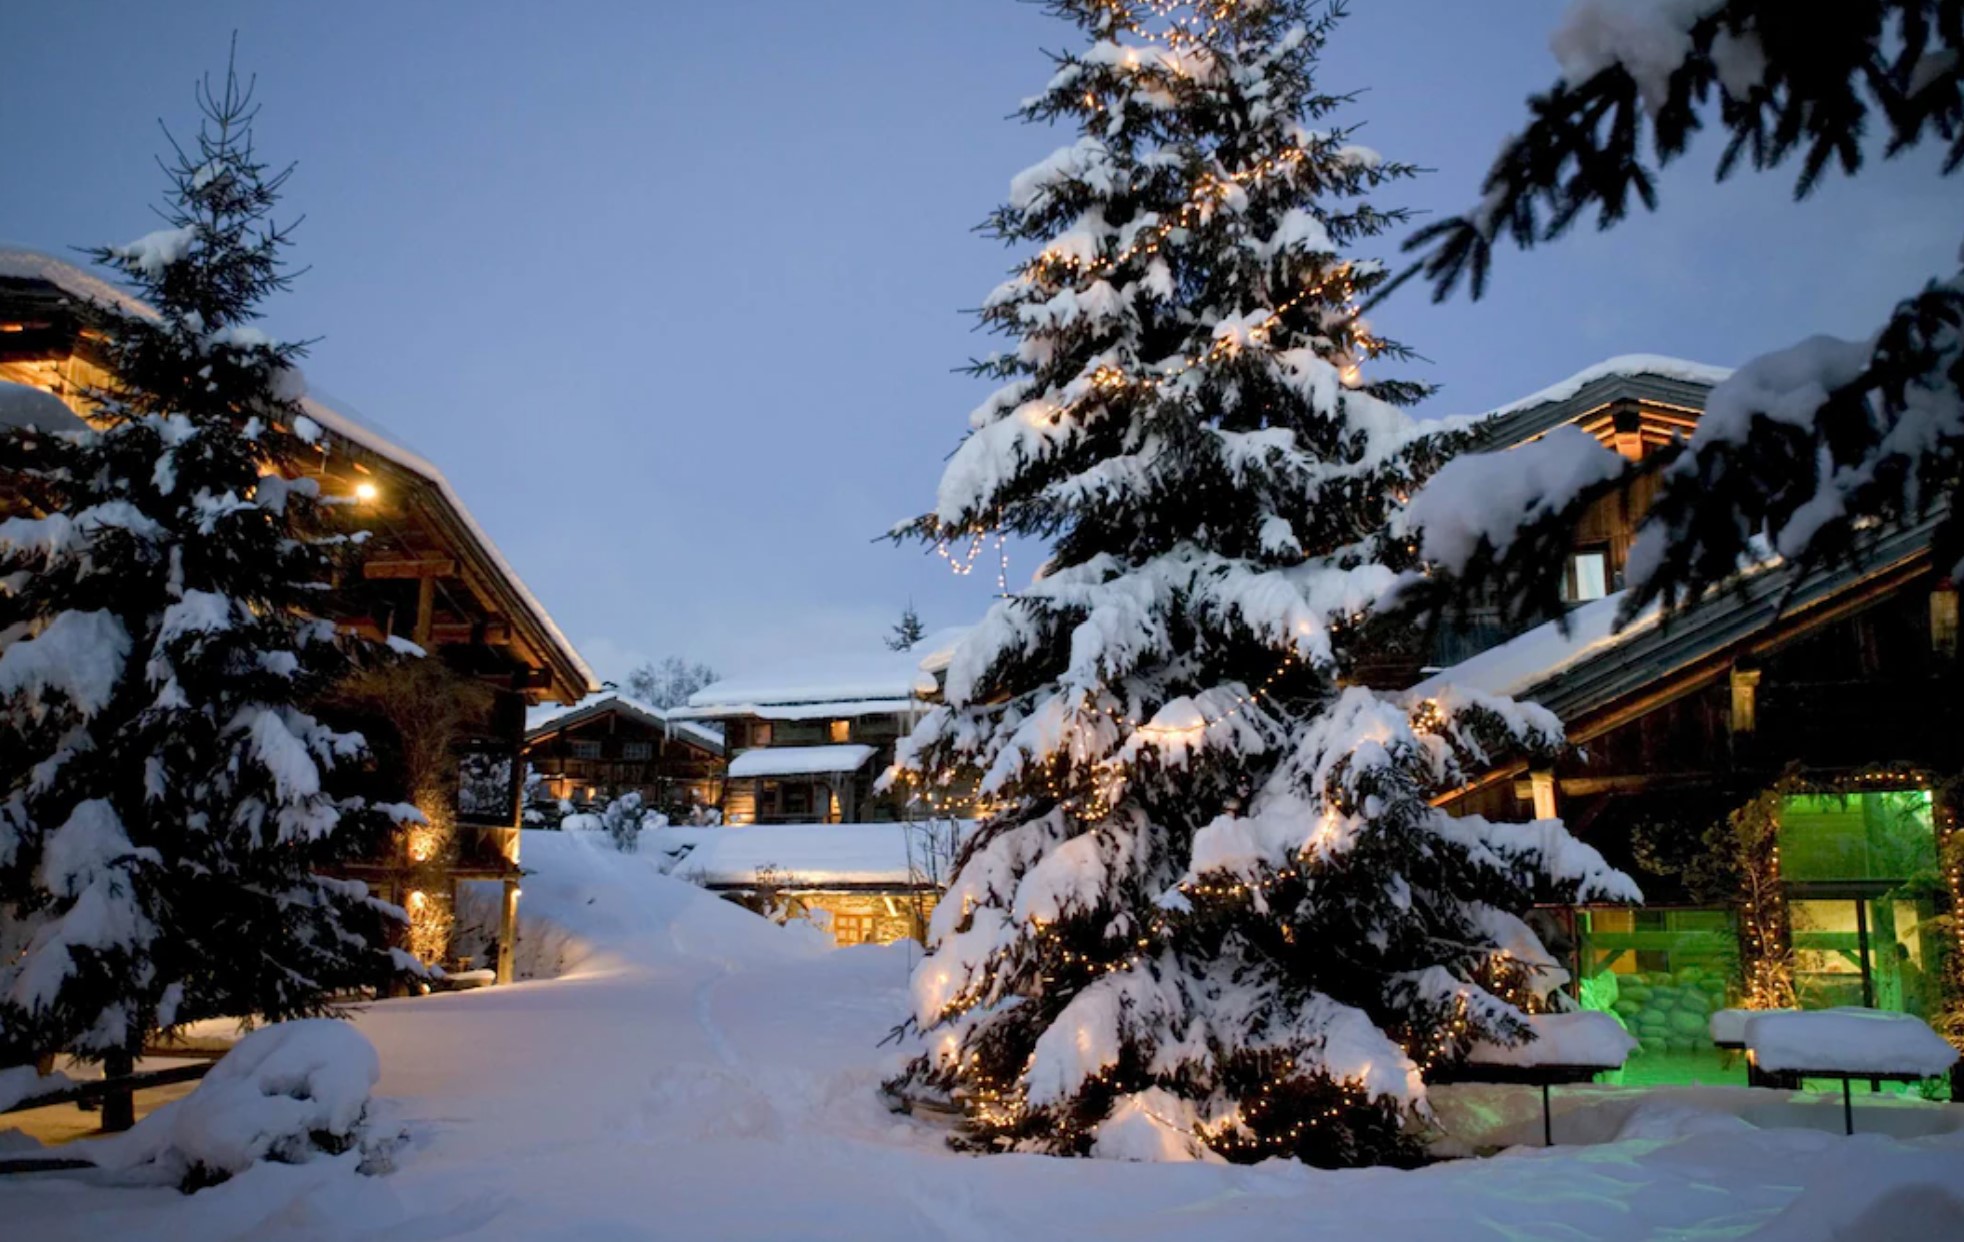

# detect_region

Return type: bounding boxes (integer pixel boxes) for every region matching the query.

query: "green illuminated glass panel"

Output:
[1777,791,1937,884]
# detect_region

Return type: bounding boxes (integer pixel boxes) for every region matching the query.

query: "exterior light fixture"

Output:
[354,481,379,503]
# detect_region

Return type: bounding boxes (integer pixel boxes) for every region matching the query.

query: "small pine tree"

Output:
[887,0,1636,1166]
[0,52,411,1072]
[887,602,927,651]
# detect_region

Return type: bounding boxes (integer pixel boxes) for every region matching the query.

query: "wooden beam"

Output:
[362,558,458,580]
[427,620,514,646]
[1529,768,1559,820]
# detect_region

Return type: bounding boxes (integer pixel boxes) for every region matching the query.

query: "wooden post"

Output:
[413,573,436,649]
[1933,587,1959,659]
[1529,768,1559,821]
[496,877,519,985]
[100,1047,135,1132]
[1729,667,1762,737]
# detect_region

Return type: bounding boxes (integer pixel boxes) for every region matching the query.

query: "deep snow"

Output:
[4,830,1962,1241]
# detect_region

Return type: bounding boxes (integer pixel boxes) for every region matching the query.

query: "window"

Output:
[621,741,653,761]
[828,719,852,744]
[570,739,602,760]
[1778,791,1937,883]
[829,912,877,946]
[1564,549,1609,602]
[750,721,774,747]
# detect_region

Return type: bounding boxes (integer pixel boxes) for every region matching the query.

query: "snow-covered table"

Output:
[1741,1008,1958,1134]
[1437,1012,1638,1146]
[1709,1007,1796,1087]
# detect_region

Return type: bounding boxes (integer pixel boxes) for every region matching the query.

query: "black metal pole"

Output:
[1842,1078,1854,1136]
[1543,1082,1553,1147]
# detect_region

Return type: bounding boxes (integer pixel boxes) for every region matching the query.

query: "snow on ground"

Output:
[6,829,1963,1240]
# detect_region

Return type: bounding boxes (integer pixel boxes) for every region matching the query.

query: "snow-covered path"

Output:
[6,831,1964,1241]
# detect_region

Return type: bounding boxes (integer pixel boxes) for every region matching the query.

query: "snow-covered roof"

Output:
[1486,355,1733,421]
[726,744,876,779]
[739,699,918,721]
[1413,514,1941,726]
[647,821,972,887]
[0,378,86,433]
[0,246,596,701]
[1469,355,1731,454]
[0,245,158,321]
[684,627,972,716]
[525,693,725,754]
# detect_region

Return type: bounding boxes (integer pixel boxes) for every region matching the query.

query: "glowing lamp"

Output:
[353,481,379,503]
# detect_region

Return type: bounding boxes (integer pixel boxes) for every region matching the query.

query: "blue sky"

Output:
[3,2,1956,683]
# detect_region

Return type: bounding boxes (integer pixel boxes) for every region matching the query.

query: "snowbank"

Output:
[1746,1009,1959,1077]
[648,821,964,888]
[93,1020,387,1189]
[461,828,826,980]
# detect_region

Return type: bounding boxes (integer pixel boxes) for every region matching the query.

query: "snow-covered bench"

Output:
[1741,1008,1958,1134]
[1436,1011,1638,1146]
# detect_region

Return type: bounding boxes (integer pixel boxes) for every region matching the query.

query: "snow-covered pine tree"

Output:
[886,0,1637,1166]
[887,602,927,651]
[0,56,413,1081]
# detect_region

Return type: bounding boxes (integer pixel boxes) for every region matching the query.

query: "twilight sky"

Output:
[2,2,1956,684]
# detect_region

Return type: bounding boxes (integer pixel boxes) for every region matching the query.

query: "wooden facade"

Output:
[524,696,725,817]
[1420,359,1963,1087]
[710,709,915,825]
[0,252,596,984]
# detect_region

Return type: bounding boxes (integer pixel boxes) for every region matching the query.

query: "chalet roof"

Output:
[0,246,597,703]
[647,821,974,888]
[1471,355,1731,452]
[524,693,725,755]
[681,627,971,719]
[726,744,877,779]
[1413,514,1943,732]
[0,378,85,433]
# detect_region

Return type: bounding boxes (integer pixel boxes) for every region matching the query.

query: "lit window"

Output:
[1565,550,1609,602]
[752,721,774,747]
[828,719,851,744]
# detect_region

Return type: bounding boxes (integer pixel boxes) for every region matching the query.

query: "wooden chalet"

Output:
[0,249,598,985]
[1411,356,1963,1089]
[674,630,970,826]
[523,694,726,818]
[661,630,977,944]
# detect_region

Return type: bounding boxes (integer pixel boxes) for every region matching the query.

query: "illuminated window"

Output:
[830,912,876,945]
[1564,549,1609,602]
[828,719,851,744]
[751,721,774,747]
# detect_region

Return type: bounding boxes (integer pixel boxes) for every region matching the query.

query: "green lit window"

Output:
[1777,791,1938,883]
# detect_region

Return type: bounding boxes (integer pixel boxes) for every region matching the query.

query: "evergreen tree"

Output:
[887,0,1635,1166]
[624,655,718,710]
[0,55,412,1075]
[887,602,927,651]
[1395,0,1962,620]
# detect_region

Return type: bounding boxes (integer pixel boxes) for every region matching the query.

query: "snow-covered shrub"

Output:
[119,1019,397,1191]
[600,792,645,852]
